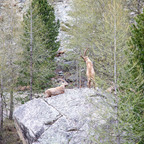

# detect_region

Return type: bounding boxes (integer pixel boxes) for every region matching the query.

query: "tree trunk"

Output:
[0,97,2,131]
[30,6,33,100]
[0,97,2,141]
[113,1,120,144]
[9,0,14,120]
[79,65,82,88]
[76,60,79,88]
[9,90,13,120]
[0,77,3,132]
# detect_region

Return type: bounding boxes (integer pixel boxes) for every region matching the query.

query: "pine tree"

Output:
[129,11,144,89]
[127,10,144,143]
[33,0,60,59]
[18,0,60,92]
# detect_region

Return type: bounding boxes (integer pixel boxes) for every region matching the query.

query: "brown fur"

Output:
[81,49,95,88]
[45,80,68,98]
[105,86,115,93]
[18,86,30,91]
[56,50,66,57]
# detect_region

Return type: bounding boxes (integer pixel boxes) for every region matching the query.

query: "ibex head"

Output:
[81,48,89,62]
[59,78,68,87]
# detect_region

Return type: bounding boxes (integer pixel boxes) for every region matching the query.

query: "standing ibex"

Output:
[45,79,68,98]
[81,48,95,88]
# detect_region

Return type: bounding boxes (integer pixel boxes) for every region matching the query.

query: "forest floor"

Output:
[0,119,22,144]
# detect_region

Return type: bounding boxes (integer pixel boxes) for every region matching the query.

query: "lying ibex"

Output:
[45,79,68,98]
[18,86,30,91]
[81,48,95,88]
[56,50,66,57]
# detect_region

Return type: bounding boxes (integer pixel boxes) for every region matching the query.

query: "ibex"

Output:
[18,86,30,91]
[45,79,68,98]
[56,50,66,57]
[105,86,115,93]
[81,48,95,88]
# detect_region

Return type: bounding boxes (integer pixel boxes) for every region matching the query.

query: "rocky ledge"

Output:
[14,88,114,144]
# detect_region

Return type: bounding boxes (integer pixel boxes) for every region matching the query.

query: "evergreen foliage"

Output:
[18,0,60,90]
[129,11,144,90]
[126,10,144,143]
[33,0,60,59]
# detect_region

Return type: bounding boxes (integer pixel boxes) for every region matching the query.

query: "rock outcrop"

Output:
[14,88,114,144]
